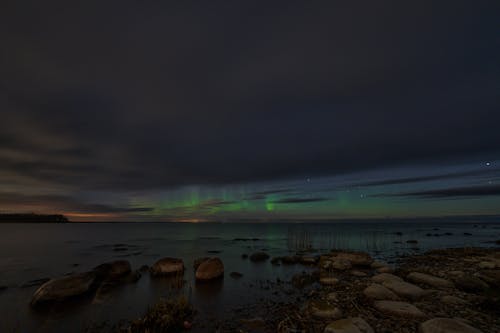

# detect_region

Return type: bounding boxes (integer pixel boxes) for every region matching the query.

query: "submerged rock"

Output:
[419,318,483,333]
[193,257,210,270]
[150,257,184,276]
[195,257,224,281]
[373,300,425,318]
[407,272,454,289]
[324,317,374,333]
[250,252,270,262]
[31,272,96,307]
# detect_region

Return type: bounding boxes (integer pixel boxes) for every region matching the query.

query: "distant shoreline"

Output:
[0,214,69,223]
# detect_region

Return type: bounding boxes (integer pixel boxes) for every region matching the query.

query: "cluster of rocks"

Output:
[269,247,500,333]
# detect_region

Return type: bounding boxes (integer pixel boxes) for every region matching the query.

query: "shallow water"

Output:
[0,221,499,332]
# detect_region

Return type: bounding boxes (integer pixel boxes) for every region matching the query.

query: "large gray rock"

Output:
[363,283,399,301]
[382,280,425,301]
[195,257,224,281]
[419,318,483,333]
[372,273,403,284]
[373,300,425,318]
[407,272,454,289]
[324,317,374,333]
[150,257,184,276]
[31,272,96,306]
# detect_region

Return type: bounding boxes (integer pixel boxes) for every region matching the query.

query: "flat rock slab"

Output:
[324,317,374,333]
[372,273,403,284]
[419,318,483,333]
[407,272,454,289]
[374,300,425,318]
[363,283,399,301]
[382,280,425,301]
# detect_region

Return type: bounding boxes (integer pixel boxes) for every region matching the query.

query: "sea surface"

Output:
[0,220,499,332]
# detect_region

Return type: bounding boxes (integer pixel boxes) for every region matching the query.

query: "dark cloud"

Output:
[0,0,499,194]
[354,169,500,187]
[373,185,500,199]
[271,197,328,204]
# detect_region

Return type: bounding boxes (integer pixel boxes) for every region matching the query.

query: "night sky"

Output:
[1,1,499,221]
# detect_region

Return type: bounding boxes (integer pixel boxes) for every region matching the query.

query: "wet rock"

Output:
[230,272,243,279]
[363,283,399,301]
[309,300,343,320]
[150,257,184,276]
[370,261,386,269]
[193,257,210,270]
[31,272,96,306]
[331,251,373,266]
[476,269,500,287]
[441,295,467,305]
[320,277,339,286]
[292,271,319,288]
[373,300,425,318]
[331,259,352,271]
[382,281,425,301]
[407,272,454,289]
[324,317,374,333]
[250,252,270,262]
[454,275,489,292]
[419,318,483,333]
[93,260,132,281]
[195,257,224,281]
[372,273,403,284]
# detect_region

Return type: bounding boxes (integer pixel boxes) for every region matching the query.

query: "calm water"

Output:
[0,221,499,332]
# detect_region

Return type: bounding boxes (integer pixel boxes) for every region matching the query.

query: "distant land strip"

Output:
[0,214,69,223]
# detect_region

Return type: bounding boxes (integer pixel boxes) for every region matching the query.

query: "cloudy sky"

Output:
[1,1,499,221]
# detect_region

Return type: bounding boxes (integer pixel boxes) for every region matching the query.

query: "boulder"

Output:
[195,258,224,281]
[249,252,270,262]
[454,275,489,292]
[372,273,403,284]
[407,272,454,289]
[193,257,210,270]
[93,260,131,281]
[382,281,425,301]
[150,257,184,276]
[324,317,373,333]
[363,284,399,301]
[324,317,374,333]
[31,272,96,306]
[419,318,483,333]
[373,300,425,318]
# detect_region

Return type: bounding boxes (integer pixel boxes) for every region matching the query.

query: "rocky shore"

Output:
[28,247,500,333]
